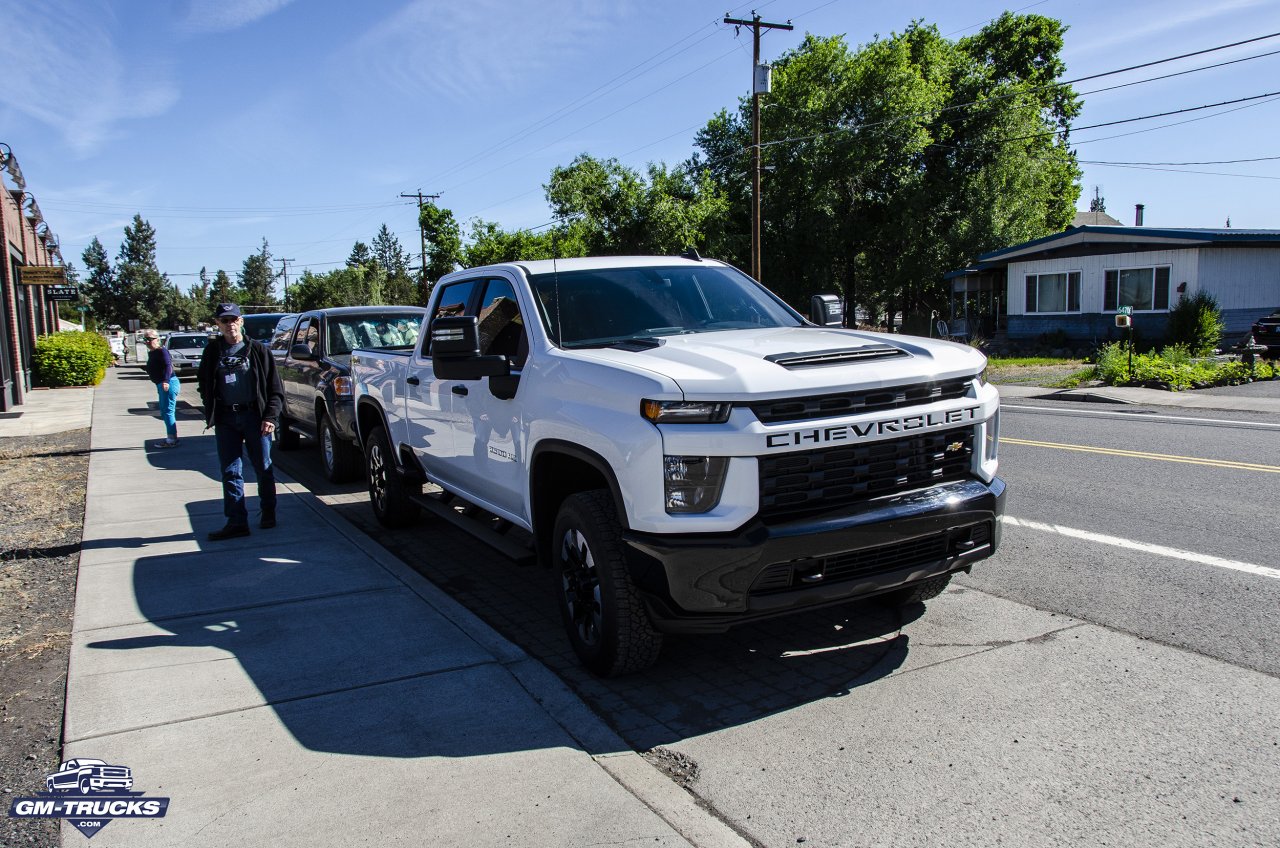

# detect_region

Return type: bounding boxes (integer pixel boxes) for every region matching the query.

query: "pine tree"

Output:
[81,237,126,327]
[371,225,410,276]
[347,241,375,270]
[116,215,173,328]
[238,239,275,307]
[212,269,234,306]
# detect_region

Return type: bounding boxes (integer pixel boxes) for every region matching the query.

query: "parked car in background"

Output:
[268,314,300,360]
[1252,307,1280,358]
[164,331,213,376]
[242,312,291,345]
[276,306,426,482]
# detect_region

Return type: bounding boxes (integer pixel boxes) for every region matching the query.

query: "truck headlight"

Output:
[664,455,728,513]
[641,400,731,424]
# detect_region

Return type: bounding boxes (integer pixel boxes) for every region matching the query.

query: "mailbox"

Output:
[810,294,844,327]
[1115,314,1131,328]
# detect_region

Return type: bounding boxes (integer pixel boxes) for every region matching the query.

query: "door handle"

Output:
[451,385,468,396]
[406,376,420,386]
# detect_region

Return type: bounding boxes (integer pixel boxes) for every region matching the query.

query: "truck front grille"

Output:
[747,378,971,424]
[758,427,974,522]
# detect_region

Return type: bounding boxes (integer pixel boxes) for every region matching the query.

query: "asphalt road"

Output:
[272,397,1280,848]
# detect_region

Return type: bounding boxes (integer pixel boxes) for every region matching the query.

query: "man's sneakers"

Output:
[154,438,179,449]
[260,509,276,530]
[208,524,251,541]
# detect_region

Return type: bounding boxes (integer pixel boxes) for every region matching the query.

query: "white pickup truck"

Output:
[352,255,1005,675]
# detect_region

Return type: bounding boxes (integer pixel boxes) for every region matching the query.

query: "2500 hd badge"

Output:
[765,405,981,448]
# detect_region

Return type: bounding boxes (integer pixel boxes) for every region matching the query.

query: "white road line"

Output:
[1002,404,1280,430]
[1004,516,1280,581]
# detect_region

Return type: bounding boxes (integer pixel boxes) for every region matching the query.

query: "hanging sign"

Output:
[18,266,67,285]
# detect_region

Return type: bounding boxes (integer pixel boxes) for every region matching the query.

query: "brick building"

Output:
[0,143,64,411]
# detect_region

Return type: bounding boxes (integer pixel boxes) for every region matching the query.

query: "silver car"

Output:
[164,332,214,376]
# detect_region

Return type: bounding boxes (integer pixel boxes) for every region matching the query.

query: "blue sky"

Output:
[3,0,1278,296]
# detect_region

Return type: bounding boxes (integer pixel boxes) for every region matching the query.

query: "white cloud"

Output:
[0,1,178,155]
[346,0,630,102]
[181,0,296,33]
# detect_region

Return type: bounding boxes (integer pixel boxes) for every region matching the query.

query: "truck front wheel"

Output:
[553,491,662,676]
[365,425,420,527]
[878,573,952,607]
[320,412,362,483]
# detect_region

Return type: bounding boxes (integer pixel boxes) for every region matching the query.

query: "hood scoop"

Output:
[765,345,907,369]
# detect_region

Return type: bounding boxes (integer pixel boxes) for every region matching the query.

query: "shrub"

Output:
[1093,341,1275,390]
[33,331,113,387]
[1166,291,1225,355]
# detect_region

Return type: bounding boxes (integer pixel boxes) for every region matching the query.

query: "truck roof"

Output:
[442,255,731,283]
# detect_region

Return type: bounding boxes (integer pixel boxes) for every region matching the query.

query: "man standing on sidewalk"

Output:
[197,303,286,540]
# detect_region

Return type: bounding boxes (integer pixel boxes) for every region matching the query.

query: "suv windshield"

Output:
[527,265,802,348]
[328,311,424,354]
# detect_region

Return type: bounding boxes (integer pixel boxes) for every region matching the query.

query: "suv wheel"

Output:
[553,490,663,676]
[320,413,362,483]
[365,425,420,527]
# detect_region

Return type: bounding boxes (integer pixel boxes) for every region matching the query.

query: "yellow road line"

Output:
[1001,437,1280,473]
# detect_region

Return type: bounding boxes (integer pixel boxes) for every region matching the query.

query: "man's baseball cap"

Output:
[214,303,242,320]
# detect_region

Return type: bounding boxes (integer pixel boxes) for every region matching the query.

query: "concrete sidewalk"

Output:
[55,369,745,847]
[997,380,1280,412]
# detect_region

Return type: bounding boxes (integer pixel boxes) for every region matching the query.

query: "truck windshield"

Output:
[328,312,423,354]
[527,265,803,348]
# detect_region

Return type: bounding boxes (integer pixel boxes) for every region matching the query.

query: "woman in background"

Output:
[143,332,180,447]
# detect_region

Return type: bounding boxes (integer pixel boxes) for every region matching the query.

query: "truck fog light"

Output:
[664,455,728,514]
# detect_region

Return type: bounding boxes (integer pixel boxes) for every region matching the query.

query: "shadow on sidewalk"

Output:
[78,494,556,758]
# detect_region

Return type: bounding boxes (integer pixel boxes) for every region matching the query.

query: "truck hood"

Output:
[567,327,985,398]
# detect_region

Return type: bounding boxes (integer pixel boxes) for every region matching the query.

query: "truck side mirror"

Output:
[290,343,315,361]
[810,294,844,327]
[430,315,510,380]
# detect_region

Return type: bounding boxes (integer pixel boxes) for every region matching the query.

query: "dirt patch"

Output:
[0,429,88,848]
[643,746,701,789]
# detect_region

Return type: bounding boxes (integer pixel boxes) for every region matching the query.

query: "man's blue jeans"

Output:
[156,376,179,439]
[215,409,276,527]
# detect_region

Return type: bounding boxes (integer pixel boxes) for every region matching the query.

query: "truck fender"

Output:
[529,439,629,567]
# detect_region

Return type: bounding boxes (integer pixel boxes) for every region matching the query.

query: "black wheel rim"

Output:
[560,528,602,647]
[368,442,387,512]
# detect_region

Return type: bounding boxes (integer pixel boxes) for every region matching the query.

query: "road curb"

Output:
[274,472,751,848]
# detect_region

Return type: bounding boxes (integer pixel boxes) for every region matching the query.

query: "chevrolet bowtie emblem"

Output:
[946,441,964,453]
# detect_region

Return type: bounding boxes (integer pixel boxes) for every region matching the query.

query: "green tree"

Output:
[238,239,275,307]
[420,203,464,301]
[347,241,375,270]
[372,224,410,277]
[212,269,234,306]
[289,265,387,311]
[116,215,173,328]
[691,16,1080,322]
[81,237,127,327]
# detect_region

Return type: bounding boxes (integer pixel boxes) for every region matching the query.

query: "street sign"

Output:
[45,285,78,301]
[18,266,66,285]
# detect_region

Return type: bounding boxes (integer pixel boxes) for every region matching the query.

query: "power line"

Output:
[1081,156,1280,166]
[1080,163,1280,181]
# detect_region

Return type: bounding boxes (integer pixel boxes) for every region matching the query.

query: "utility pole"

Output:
[276,257,295,311]
[724,11,792,282]
[400,190,441,286]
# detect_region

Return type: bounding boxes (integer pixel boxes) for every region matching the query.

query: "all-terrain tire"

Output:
[365,425,420,527]
[878,573,952,607]
[320,412,363,483]
[553,490,663,676]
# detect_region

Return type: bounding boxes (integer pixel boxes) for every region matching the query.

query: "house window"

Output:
[1104,266,1170,311]
[1024,271,1080,313]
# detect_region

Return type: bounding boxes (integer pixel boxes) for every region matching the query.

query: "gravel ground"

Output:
[0,429,89,848]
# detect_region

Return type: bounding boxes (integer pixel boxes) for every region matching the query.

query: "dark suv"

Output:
[1252,308,1280,358]
[276,306,426,481]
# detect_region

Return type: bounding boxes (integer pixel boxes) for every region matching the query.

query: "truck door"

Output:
[283,316,319,431]
[404,280,478,488]
[449,276,529,522]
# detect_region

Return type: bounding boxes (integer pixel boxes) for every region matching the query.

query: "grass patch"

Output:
[987,356,1078,368]
[1050,367,1097,388]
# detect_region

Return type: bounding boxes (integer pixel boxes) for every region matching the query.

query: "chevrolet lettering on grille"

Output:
[765,406,982,449]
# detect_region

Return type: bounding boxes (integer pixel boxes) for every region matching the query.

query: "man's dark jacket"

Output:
[196,336,285,427]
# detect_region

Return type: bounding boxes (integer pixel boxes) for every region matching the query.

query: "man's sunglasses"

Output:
[217,317,239,324]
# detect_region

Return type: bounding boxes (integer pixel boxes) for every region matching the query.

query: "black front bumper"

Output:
[622,477,1006,634]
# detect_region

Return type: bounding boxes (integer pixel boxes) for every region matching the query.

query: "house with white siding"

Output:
[946,226,1280,347]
